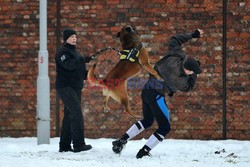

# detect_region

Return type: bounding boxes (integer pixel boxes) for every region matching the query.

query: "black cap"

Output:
[63,29,76,42]
[183,58,201,74]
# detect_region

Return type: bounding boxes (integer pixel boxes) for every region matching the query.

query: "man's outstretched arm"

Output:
[168,29,204,52]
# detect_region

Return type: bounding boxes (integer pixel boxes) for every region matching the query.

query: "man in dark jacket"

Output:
[112,29,204,158]
[55,29,93,153]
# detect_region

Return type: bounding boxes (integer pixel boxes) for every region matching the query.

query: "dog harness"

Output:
[120,49,140,62]
[119,43,143,63]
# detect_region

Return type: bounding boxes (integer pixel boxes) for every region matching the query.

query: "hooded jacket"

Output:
[55,43,87,90]
[152,32,198,96]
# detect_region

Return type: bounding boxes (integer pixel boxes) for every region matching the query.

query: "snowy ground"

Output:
[0,138,249,167]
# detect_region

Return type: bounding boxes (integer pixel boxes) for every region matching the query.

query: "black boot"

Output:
[136,145,151,159]
[73,144,92,153]
[112,138,127,154]
[59,146,73,152]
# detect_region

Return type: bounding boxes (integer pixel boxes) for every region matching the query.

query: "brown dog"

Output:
[87,25,161,119]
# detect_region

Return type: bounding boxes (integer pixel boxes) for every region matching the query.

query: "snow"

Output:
[0,137,249,167]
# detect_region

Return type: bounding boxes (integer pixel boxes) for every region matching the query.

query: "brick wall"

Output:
[0,0,249,140]
[0,0,39,136]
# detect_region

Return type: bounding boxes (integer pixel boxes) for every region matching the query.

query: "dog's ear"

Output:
[116,32,121,38]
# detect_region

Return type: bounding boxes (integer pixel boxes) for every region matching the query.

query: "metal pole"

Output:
[222,0,227,139]
[37,0,50,144]
[55,0,62,137]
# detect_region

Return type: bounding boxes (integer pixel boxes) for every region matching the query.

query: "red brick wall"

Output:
[0,0,40,136]
[0,0,249,140]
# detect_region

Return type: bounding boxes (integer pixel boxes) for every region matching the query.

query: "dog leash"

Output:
[90,47,121,60]
[90,43,143,68]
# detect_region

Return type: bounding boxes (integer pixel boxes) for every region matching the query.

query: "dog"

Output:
[87,25,161,119]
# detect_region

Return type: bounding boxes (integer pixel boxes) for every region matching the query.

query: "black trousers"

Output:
[57,87,85,148]
[140,81,171,137]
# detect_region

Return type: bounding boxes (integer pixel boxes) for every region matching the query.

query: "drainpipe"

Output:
[222,0,227,139]
[55,0,61,137]
[37,0,50,144]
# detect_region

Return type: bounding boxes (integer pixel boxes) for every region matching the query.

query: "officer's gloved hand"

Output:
[85,56,94,63]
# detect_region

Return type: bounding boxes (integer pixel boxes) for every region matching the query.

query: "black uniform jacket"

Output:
[55,43,87,90]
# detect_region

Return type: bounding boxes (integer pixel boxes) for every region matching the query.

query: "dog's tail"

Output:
[87,64,106,88]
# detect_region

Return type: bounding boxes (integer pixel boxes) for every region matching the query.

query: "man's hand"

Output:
[192,29,204,38]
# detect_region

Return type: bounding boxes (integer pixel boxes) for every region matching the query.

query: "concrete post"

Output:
[37,0,50,145]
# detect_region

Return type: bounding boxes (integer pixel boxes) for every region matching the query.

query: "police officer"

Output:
[55,29,93,152]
